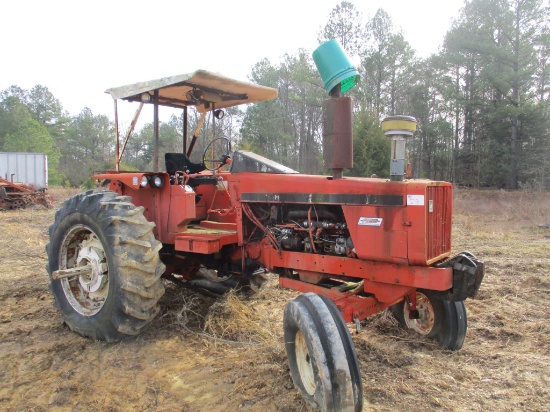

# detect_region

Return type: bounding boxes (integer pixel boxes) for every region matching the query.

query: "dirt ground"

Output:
[0,188,549,411]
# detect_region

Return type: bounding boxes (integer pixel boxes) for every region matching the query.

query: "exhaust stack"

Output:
[381,116,417,181]
[313,39,360,179]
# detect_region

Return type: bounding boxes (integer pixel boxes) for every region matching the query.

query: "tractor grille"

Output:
[426,185,452,262]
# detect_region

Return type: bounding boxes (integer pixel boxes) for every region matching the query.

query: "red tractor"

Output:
[46,42,484,412]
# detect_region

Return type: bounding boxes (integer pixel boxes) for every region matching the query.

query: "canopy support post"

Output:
[119,102,144,166]
[183,107,188,154]
[187,112,206,158]
[114,100,120,172]
[153,90,159,172]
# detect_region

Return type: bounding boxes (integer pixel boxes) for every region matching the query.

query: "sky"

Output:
[0,0,465,126]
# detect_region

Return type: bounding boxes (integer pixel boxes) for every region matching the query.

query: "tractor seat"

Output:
[165,153,206,175]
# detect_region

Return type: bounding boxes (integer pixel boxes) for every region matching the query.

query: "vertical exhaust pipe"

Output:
[381,116,417,181]
[313,40,360,179]
[322,86,353,179]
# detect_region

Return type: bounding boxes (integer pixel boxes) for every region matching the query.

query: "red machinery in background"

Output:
[0,176,53,210]
[47,40,484,412]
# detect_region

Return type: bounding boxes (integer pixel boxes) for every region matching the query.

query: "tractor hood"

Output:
[105,70,278,112]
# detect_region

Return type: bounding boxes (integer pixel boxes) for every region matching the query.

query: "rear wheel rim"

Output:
[404,292,435,335]
[59,224,109,316]
[295,330,316,396]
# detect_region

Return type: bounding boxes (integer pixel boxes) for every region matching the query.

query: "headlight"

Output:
[152,175,164,188]
[140,175,149,187]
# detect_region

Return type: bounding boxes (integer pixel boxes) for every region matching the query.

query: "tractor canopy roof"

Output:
[105,70,278,112]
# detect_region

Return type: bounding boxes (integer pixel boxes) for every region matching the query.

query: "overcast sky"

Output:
[1,0,464,124]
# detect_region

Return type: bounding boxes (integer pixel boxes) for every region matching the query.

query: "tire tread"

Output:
[46,190,165,342]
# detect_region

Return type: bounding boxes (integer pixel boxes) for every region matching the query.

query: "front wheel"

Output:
[46,190,165,341]
[283,293,363,412]
[390,290,467,350]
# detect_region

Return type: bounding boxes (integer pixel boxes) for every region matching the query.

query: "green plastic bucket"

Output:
[312,39,360,94]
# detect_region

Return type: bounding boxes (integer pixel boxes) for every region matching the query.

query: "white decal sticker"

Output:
[358,217,383,227]
[428,199,434,213]
[132,176,138,186]
[407,195,425,206]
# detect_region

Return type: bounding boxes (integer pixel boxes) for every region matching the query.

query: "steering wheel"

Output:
[202,137,231,171]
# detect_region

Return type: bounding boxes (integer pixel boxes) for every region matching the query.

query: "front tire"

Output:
[46,190,165,341]
[283,293,363,412]
[390,290,467,350]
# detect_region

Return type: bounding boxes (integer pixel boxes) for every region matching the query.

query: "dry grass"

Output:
[204,290,282,349]
[47,186,83,202]
[0,187,549,411]
[454,188,550,225]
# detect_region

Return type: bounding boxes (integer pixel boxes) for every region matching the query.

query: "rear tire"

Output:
[283,293,363,412]
[390,290,467,350]
[46,190,165,341]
